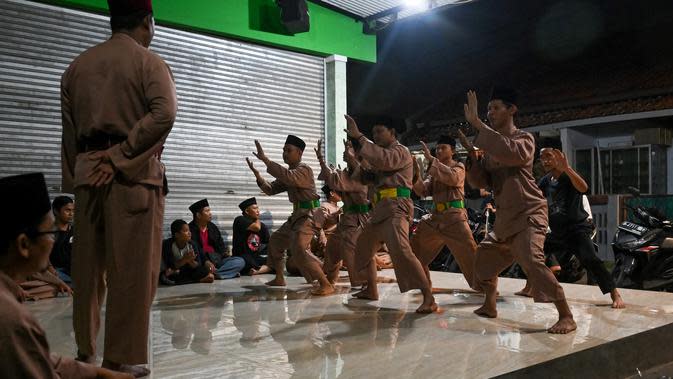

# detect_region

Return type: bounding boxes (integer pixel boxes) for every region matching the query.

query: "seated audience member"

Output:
[188,199,245,279]
[232,197,271,275]
[161,220,214,285]
[0,173,131,379]
[20,196,74,300]
[49,195,74,283]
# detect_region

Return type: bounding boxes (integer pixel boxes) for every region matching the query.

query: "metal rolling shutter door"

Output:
[0,0,325,242]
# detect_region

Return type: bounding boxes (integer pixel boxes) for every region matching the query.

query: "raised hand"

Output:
[246,157,261,177]
[463,90,481,127]
[314,139,325,165]
[419,141,434,161]
[343,139,357,166]
[412,157,421,183]
[456,129,475,152]
[252,140,268,163]
[551,148,569,172]
[344,114,363,139]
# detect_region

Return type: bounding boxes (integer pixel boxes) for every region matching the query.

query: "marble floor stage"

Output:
[28,270,673,378]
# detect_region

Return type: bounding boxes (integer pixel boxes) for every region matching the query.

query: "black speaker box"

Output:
[277,0,310,34]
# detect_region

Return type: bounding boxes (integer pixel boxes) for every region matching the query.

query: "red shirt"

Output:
[200,228,215,254]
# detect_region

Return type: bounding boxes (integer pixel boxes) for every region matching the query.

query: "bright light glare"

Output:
[403,0,427,10]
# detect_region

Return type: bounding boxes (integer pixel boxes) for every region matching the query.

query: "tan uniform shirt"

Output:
[467,127,547,239]
[258,161,320,219]
[318,166,369,207]
[355,137,414,223]
[414,159,465,204]
[61,33,178,192]
[0,271,98,378]
[318,166,370,227]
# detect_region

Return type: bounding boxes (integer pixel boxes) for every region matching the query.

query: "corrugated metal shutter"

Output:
[0,0,325,243]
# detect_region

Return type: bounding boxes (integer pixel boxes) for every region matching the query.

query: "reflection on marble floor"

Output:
[27,270,673,378]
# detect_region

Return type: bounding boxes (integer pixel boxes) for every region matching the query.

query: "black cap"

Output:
[189,198,209,214]
[107,0,153,17]
[371,116,401,133]
[285,135,306,151]
[238,197,257,211]
[321,184,332,197]
[0,173,51,242]
[437,135,456,147]
[489,86,518,106]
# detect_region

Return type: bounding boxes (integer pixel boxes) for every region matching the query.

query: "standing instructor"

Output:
[61,0,177,375]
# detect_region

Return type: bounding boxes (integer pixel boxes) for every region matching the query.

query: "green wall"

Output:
[40,0,376,62]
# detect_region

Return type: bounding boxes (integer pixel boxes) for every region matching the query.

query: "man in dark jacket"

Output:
[232,197,271,275]
[188,199,244,279]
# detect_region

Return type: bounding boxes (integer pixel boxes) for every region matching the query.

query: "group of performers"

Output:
[245,88,625,336]
[0,1,627,377]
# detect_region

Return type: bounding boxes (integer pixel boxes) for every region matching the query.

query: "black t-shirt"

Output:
[232,216,269,257]
[50,226,73,274]
[538,173,589,231]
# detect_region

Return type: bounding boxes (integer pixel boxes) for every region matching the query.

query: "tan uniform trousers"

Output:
[410,210,477,289]
[323,222,366,286]
[268,215,326,282]
[474,219,565,303]
[72,181,164,365]
[355,215,429,293]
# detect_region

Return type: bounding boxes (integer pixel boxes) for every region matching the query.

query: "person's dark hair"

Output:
[52,195,74,213]
[110,10,151,32]
[372,124,397,137]
[538,138,562,150]
[170,219,188,237]
[0,213,49,256]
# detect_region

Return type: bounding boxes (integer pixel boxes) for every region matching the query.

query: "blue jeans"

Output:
[215,256,245,279]
[55,267,72,285]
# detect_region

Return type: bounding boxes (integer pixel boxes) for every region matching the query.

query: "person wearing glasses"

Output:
[0,173,131,379]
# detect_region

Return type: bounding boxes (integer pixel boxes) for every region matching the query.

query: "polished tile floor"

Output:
[27,270,673,378]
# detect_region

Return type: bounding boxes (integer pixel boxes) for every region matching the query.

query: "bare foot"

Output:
[102,360,151,378]
[199,274,215,283]
[416,301,439,314]
[311,284,335,296]
[611,290,626,309]
[376,276,397,283]
[473,304,497,318]
[547,316,577,334]
[515,288,533,297]
[253,265,272,275]
[265,278,286,286]
[515,281,533,297]
[353,286,378,300]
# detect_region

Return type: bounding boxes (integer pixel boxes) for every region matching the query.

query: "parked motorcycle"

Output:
[611,187,673,291]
